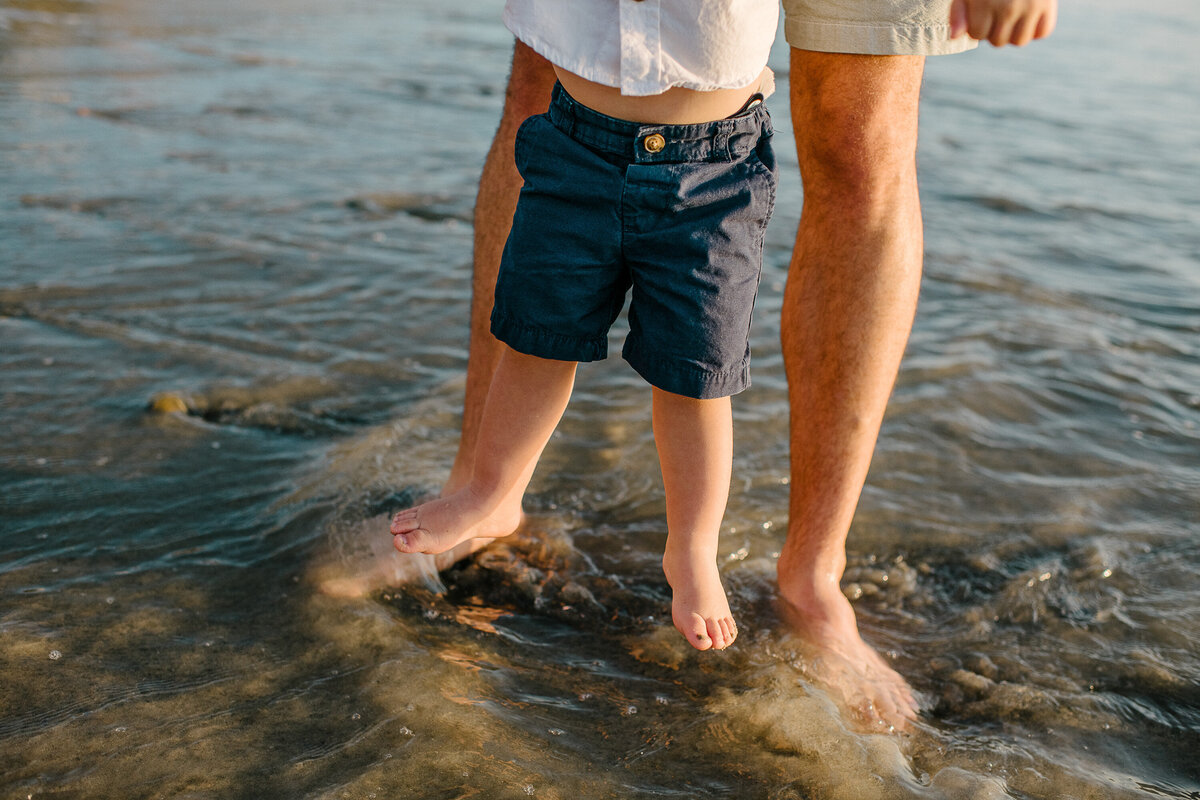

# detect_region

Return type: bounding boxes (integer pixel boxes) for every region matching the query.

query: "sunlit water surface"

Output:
[2,0,1198,797]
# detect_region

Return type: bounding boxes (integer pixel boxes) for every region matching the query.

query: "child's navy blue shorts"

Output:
[490,82,777,400]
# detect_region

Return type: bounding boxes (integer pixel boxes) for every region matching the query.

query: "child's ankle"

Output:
[662,537,719,568]
[461,476,519,515]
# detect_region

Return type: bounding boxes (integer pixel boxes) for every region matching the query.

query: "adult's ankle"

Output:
[778,542,844,586]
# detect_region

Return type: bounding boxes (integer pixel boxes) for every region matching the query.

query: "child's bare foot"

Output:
[662,547,738,651]
[311,511,493,599]
[390,486,522,555]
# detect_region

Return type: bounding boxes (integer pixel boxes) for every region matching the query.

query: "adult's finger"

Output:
[1008,13,1036,46]
[965,2,997,43]
[1033,5,1058,40]
[949,0,969,38]
[988,9,1019,47]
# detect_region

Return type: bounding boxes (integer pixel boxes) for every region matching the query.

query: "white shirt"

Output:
[503,0,779,97]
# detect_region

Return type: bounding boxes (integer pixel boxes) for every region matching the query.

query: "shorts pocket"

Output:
[512,114,544,179]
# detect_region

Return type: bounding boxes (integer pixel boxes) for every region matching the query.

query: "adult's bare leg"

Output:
[445,40,556,495]
[778,48,924,730]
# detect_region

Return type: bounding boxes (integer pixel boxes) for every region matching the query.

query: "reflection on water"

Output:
[2,0,1198,797]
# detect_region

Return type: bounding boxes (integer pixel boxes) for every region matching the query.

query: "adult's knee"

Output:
[798,105,918,202]
[789,50,923,208]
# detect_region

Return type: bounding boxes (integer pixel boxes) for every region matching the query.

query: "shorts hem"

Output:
[623,345,750,400]
[491,312,607,363]
[784,19,979,56]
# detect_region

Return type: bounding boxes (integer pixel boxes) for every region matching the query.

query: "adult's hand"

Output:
[949,0,1058,46]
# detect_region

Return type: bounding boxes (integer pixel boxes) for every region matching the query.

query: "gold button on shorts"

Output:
[642,133,666,153]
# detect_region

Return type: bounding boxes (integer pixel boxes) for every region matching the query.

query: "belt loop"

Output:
[717,122,732,162]
[556,86,576,139]
[559,86,574,138]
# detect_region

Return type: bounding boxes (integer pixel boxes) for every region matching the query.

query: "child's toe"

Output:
[707,618,726,650]
[390,511,420,535]
[393,528,429,553]
[683,613,713,651]
[720,617,738,647]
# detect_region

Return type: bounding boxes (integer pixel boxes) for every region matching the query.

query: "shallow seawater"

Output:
[2,0,1198,797]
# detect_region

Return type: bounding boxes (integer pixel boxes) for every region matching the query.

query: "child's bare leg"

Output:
[652,387,738,651]
[391,347,576,554]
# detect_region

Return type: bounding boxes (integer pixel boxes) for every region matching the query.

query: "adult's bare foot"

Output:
[778,580,918,733]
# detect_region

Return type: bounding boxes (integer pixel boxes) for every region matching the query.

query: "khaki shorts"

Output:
[783,0,978,55]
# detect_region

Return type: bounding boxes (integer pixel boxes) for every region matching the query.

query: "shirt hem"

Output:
[505,9,774,97]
